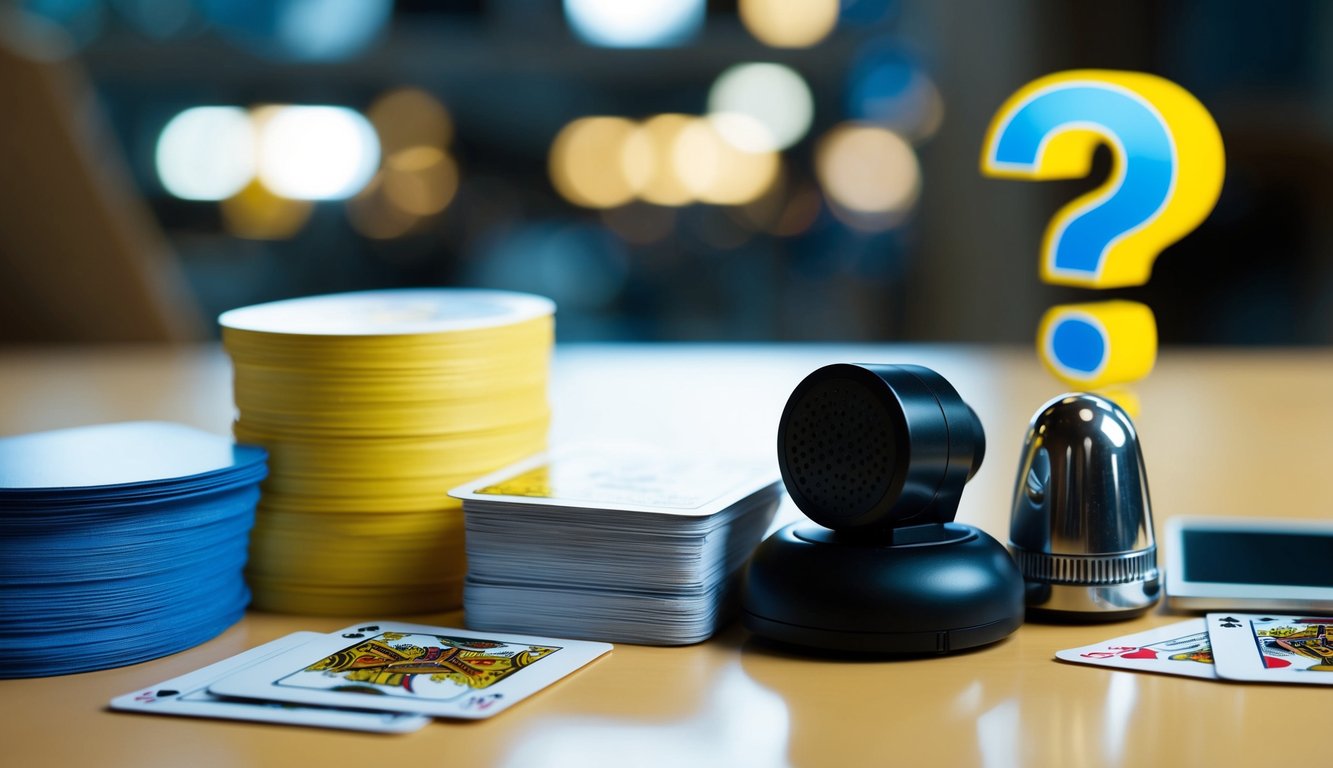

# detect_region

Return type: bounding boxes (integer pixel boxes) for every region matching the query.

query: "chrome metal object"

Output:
[1008,393,1160,620]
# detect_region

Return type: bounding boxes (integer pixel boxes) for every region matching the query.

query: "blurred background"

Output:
[0,0,1326,344]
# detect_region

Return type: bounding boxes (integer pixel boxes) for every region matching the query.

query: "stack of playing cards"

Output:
[111,621,610,732]
[220,289,554,616]
[452,449,782,645]
[0,422,266,678]
[1056,613,1333,685]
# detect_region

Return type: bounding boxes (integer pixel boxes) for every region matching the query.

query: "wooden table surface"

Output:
[1,343,1329,767]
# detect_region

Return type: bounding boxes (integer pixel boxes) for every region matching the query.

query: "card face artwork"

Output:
[208,622,612,719]
[1055,619,1217,679]
[1207,613,1333,685]
[110,633,430,733]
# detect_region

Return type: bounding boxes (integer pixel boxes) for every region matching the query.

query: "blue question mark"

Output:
[982,70,1225,391]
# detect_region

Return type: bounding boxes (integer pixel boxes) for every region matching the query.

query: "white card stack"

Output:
[452,450,782,645]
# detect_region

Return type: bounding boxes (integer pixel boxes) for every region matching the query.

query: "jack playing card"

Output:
[1206,613,1333,684]
[207,622,612,719]
[110,632,430,732]
[1055,618,1217,679]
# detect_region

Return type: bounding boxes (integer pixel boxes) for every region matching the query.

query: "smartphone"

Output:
[1163,516,1333,612]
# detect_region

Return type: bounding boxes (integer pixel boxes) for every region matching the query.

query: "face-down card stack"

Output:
[453,449,782,645]
[0,422,266,678]
[220,289,554,615]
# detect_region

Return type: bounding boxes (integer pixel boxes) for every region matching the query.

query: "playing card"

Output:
[1054,619,1217,679]
[0,421,265,498]
[110,632,430,732]
[451,448,778,517]
[208,622,612,719]
[1207,613,1333,684]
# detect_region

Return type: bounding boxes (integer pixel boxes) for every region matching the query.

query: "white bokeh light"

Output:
[707,63,814,151]
[563,0,704,48]
[155,107,255,201]
[256,106,380,200]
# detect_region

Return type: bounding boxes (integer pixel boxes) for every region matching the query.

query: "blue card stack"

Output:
[0,422,266,678]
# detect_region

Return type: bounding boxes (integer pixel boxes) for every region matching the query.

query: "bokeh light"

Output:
[623,114,697,207]
[732,170,824,238]
[564,0,704,48]
[368,88,453,156]
[352,86,460,237]
[220,179,313,240]
[847,44,945,141]
[549,117,641,209]
[815,123,920,231]
[156,106,256,201]
[382,146,459,216]
[347,172,423,241]
[769,184,824,237]
[739,0,839,49]
[200,0,392,61]
[673,115,781,205]
[707,63,814,151]
[256,106,380,201]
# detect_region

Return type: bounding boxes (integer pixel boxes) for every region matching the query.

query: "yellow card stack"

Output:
[219,289,554,615]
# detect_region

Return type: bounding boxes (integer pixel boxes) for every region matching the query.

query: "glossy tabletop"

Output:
[1,343,1329,767]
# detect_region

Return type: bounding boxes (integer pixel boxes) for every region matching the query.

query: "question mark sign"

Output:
[981,70,1225,390]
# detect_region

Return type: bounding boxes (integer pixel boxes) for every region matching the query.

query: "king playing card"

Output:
[1207,613,1333,684]
[208,622,611,718]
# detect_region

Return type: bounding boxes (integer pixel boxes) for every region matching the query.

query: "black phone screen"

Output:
[1182,528,1333,587]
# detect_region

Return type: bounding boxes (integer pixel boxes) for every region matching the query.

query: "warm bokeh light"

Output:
[351,89,458,235]
[155,106,255,201]
[739,0,839,48]
[346,172,423,240]
[256,106,380,200]
[563,0,704,48]
[769,184,824,237]
[368,87,453,155]
[907,77,945,142]
[674,116,781,205]
[383,146,459,216]
[219,179,313,240]
[549,117,640,209]
[815,123,920,230]
[623,114,696,207]
[707,63,814,151]
[732,171,824,238]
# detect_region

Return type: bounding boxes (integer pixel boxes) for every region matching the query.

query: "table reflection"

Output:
[499,661,791,768]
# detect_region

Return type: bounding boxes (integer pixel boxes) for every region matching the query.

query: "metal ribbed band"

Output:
[1010,546,1158,585]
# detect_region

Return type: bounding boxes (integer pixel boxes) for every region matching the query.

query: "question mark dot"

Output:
[1051,318,1106,374]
